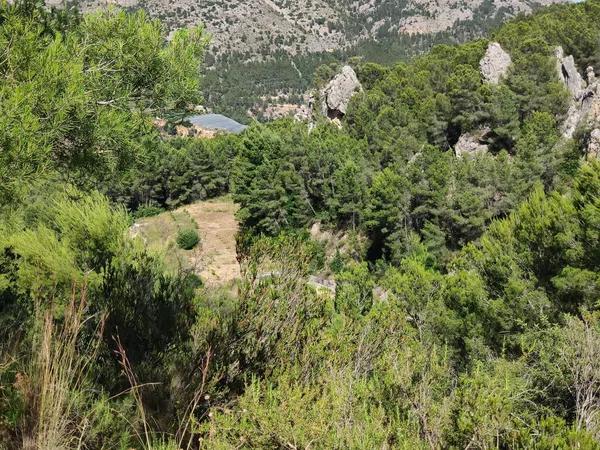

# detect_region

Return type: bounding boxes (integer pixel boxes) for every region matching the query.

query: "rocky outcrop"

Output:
[562,104,584,139]
[480,42,512,84]
[587,128,600,159]
[321,66,362,120]
[555,46,586,101]
[454,129,490,157]
[556,49,600,138]
[581,68,600,122]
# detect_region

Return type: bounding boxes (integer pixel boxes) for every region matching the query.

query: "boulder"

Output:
[480,42,512,84]
[454,129,490,157]
[321,65,362,120]
[555,46,586,100]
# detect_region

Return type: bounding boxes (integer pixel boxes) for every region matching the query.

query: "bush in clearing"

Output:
[176,229,200,250]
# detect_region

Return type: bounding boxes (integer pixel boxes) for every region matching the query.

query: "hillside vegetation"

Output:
[72,0,568,121]
[3,0,600,448]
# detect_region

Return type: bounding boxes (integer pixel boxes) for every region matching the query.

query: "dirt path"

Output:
[182,198,240,286]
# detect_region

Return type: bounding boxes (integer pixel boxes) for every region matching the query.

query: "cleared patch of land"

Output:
[184,197,241,285]
[131,197,240,286]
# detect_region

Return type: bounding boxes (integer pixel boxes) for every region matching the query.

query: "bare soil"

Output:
[183,198,241,286]
[132,197,240,286]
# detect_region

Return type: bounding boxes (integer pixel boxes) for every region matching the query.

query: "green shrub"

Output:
[133,203,164,219]
[176,229,200,250]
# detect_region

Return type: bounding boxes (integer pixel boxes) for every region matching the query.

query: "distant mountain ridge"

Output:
[54,0,572,122]
[67,0,567,59]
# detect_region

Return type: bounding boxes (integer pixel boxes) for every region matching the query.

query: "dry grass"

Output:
[132,197,240,286]
[114,339,214,450]
[132,209,199,273]
[183,197,240,286]
[19,284,104,450]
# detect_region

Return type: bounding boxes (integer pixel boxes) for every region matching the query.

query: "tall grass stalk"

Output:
[22,283,103,450]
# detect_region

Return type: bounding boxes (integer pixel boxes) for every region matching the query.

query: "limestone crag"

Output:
[454,128,490,157]
[562,103,584,139]
[581,69,600,157]
[587,128,600,159]
[321,66,362,120]
[555,47,586,100]
[555,47,600,139]
[480,42,512,84]
[581,67,600,123]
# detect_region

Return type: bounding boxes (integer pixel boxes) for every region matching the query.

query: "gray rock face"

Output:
[559,60,600,138]
[587,128,600,159]
[582,67,600,122]
[562,104,584,139]
[454,129,490,157]
[555,46,586,100]
[480,42,512,84]
[587,66,597,85]
[321,65,362,120]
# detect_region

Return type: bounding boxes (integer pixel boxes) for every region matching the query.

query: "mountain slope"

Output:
[73,0,567,59]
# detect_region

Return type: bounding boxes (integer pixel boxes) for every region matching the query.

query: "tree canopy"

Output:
[3,1,600,448]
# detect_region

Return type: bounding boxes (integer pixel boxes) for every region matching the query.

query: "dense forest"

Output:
[3,0,600,448]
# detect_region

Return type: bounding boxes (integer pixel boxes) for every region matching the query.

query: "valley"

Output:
[3,0,600,448]
[66,0,570,121]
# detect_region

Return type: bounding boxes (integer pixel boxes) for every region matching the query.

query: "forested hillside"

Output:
[202,0,568,123]
[3,0,600,449]
[70,0,570,121]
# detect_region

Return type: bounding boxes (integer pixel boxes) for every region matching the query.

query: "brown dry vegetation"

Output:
[184,197,241,286]
[132,197,240,286]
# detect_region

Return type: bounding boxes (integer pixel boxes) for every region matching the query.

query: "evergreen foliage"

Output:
[176,229,200,250]
[0,0,208,209]
[3,1,600,448]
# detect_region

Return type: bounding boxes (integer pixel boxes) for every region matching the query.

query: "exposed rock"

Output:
[454,129,490,157]
[555,49,596,138]
[480,42,512,84]
[587,128,600,159]
[330,118,343,129]
[560,64,600,138]
[321,65,362,120]
[293,104,312,122]
[294,94,315,122]
[192,104,208,114]
[561,104,584,139]
[555,46,586,100]
[582,67,600,122]
[308,275,336,294]
[587,66,597,85]
[69,0,570,63]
